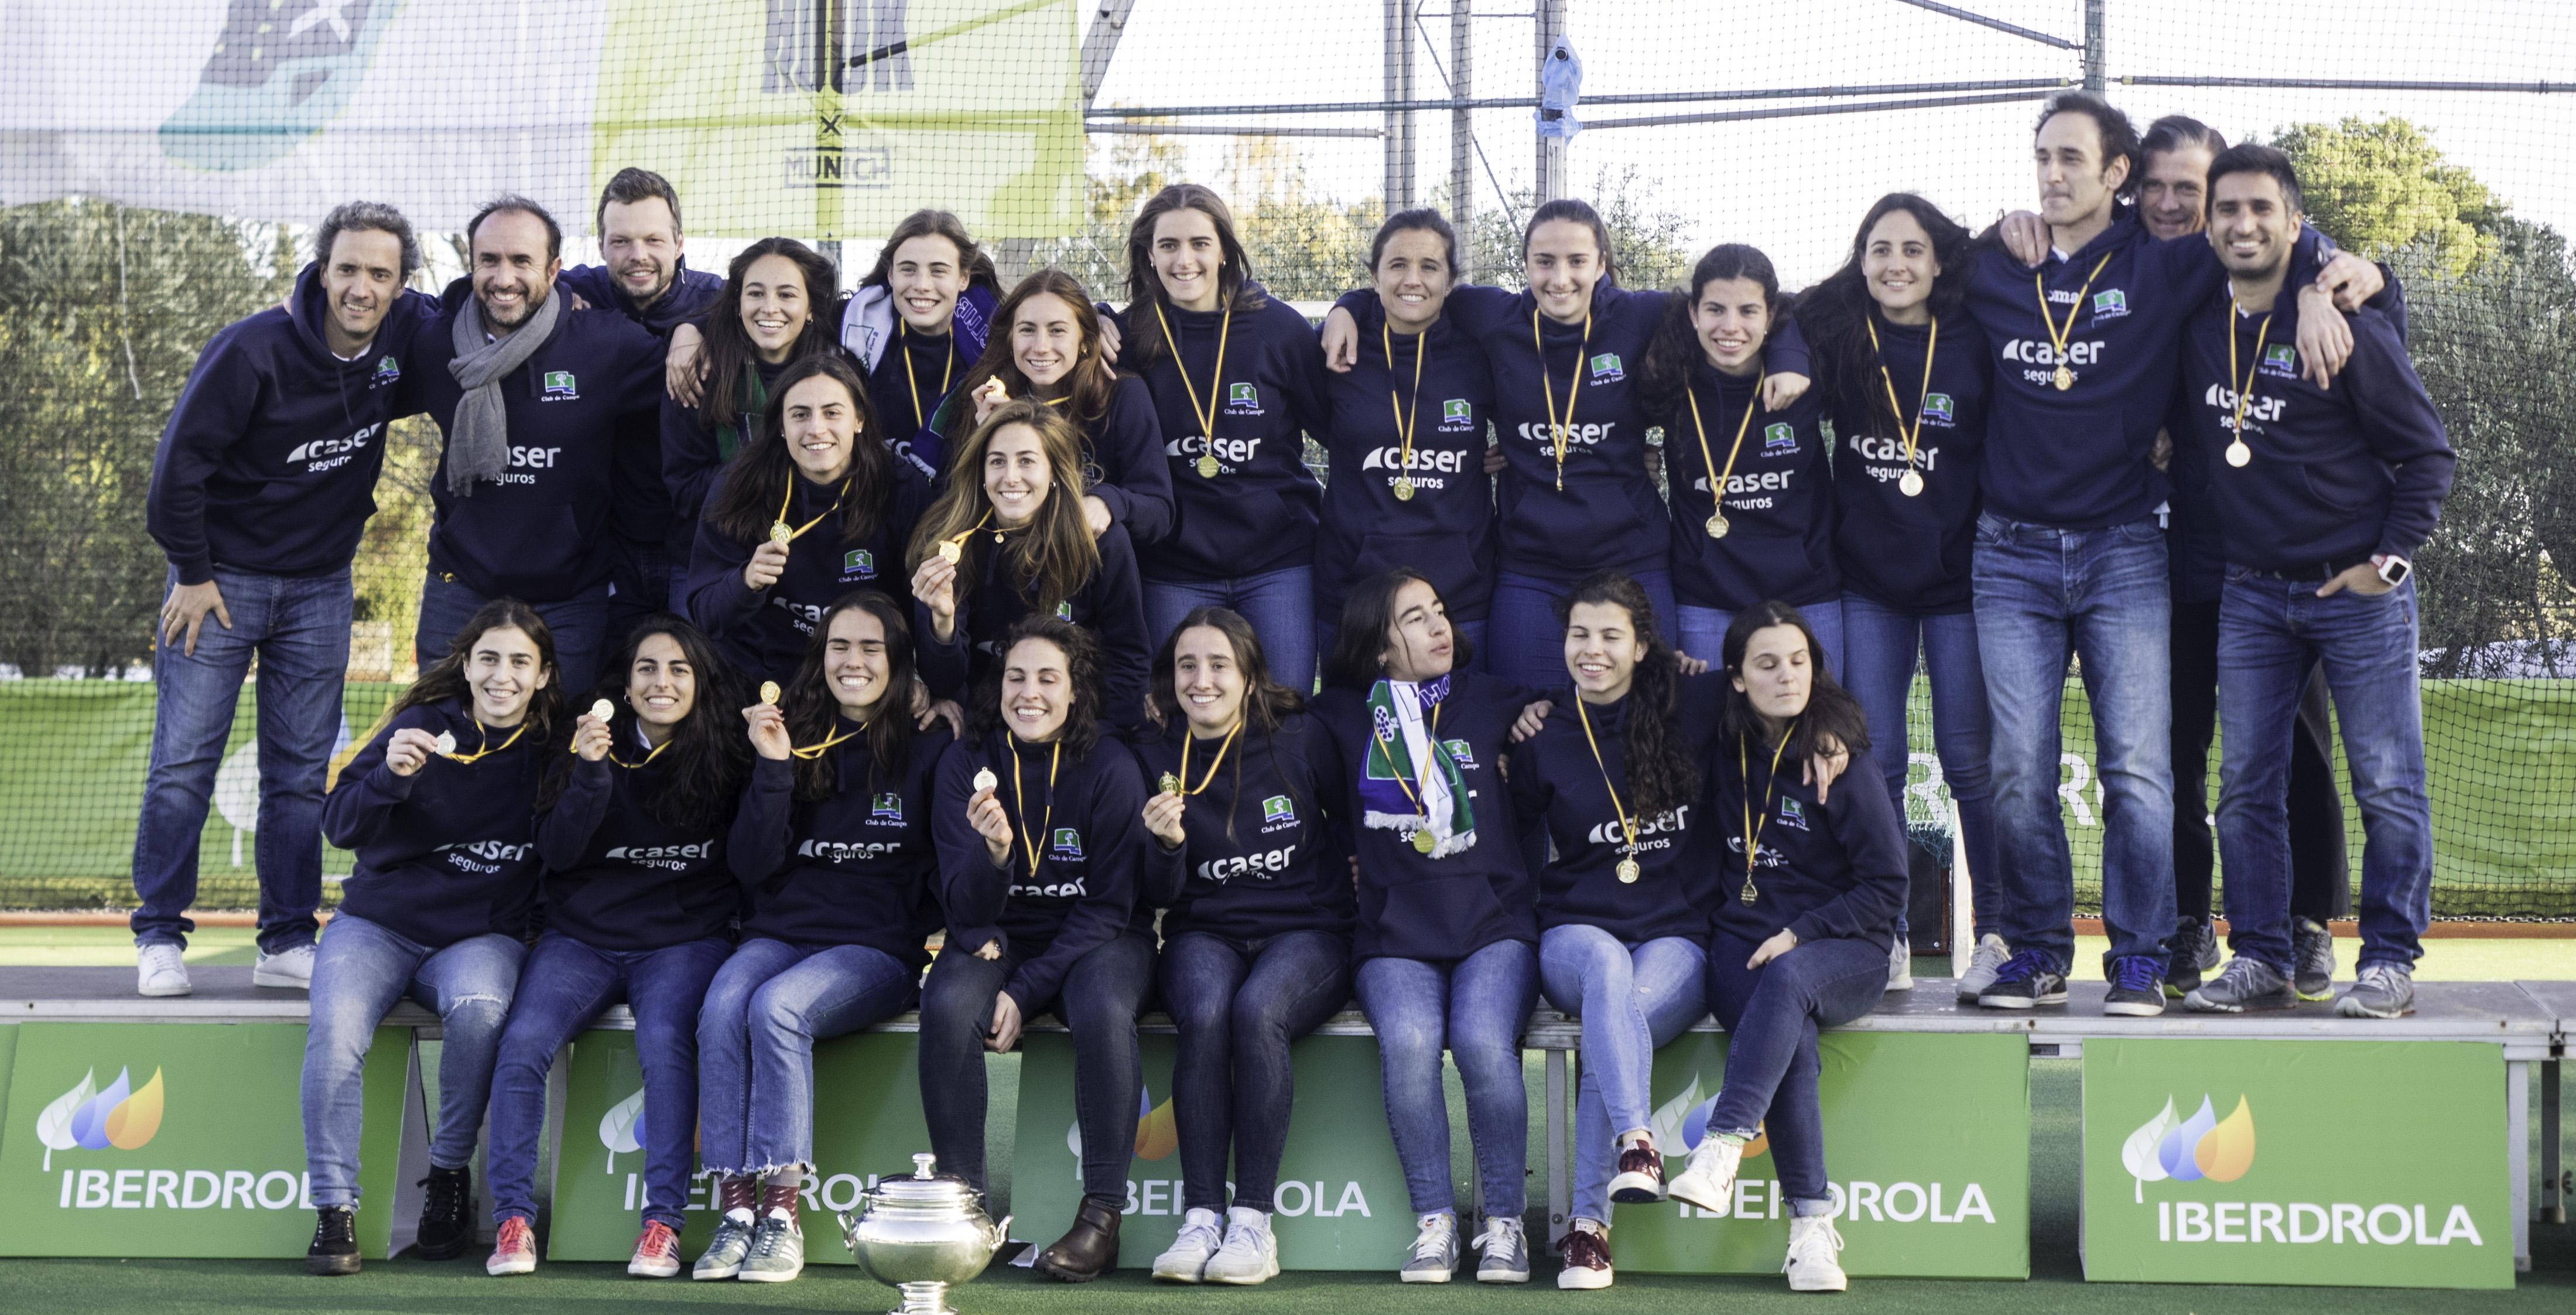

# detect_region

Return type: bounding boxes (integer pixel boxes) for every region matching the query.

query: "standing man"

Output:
[136,202,431,997]
[2180,146,2453,1019]
[1962,92,2380,1016]
[2139,116,2352,1000]
[403,196,662,696]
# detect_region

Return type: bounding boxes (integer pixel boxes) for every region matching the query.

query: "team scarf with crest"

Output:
[1360,674,1476,858]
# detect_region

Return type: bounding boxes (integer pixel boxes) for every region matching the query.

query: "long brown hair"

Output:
[539,615,750,832]
[392,597,565,750]
[700,237,842,437]
[1147,606,1309,845]
[781,589,919,800]
[1716,600,1870,766]
[856,209,1002,299]
[946,269,1119,449]
[1551,572,1697,819]
[905,401,1100,616]
[706,355,896,548]
[1120,183,1265,370]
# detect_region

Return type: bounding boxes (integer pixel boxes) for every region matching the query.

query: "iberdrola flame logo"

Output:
[1064,1086,1179,1181]
[2120,1094,2256,1202]
[598,1087,646,1175]
[33,1067,166,1170]
[1644,1075,1768,1159]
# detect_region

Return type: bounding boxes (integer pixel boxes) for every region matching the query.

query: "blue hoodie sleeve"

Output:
[684,477,765,638]
[1090,528,1154,730]
[930,742,1011,953]
[1137,746,1189,908]
[1766,308,1815,381]
[145,322,263,586]
[319,711,425,851]
[662,395,726,536]
[1086,377,1176,547]
[1785,747,1909,947]
[728,754,795,886]
[2341,312,2456,559]
[536,757,617,870]
[1001,745,1147,1011]
[1507,728,1557,887]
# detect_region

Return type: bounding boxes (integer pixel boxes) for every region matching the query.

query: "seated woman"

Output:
[1135,608,1353,1285]
[1309,569,1547,1285]
[908,402,1151,728]
[692,590,952,1283]
[1665,600,1905,1294]
[921,616,1154,1282]
[483,617,751,1280]
[685,354,929,684]
[303,600,560,1276]
[1506,572,1722,1289]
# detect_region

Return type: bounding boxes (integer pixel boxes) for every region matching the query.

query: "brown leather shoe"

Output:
[1035,1197,1124,1282]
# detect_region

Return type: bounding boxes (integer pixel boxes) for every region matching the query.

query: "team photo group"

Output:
[131,89,2454,1292]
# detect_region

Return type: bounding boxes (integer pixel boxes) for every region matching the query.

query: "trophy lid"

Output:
[867,1153,985,1212]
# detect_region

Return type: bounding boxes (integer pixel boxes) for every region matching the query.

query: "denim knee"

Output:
[439,991,510,1046]
[754,979,818,1041]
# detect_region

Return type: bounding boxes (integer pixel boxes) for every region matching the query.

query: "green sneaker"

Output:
[738,1213,805,1283]
[692,1212,755,1280]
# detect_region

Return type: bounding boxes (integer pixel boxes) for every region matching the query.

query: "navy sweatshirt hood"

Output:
[1134,713,1357,944]
[660,356,789,559]
[1318,297,1500,621]
[321,697,544,948]
[1664,360,1838,610]
[729,722,953,966]
[1821,310,1991,613]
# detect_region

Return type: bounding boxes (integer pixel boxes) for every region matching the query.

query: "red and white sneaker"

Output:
[485,1216,537,1276]
[628,1220,683,1278]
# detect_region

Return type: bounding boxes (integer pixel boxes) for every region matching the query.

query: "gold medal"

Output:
[769,521,793,547]
[1616,857,1641,884]
[1196,454,1219,479]
[2052,365,2074,391]
[2225,440,2252,468]
[589,699,614,723]
[1411,827,1437,854]
[2225,302,2275,478]
[936,539,963,565]
[1867,316,1939,507]
[1899,469,1925,497]
[971,767,998,793]
[433,730,457,757]
[759,681,780,706]
[1393,477,1415,501]
[1706,513,1729,539]
[1157,772,1181,796]
[2033,254,2111,399]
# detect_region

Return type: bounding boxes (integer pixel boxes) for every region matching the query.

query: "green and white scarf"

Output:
[1361,675,1476,858]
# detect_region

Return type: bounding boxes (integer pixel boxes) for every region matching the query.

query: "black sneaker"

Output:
[413,1164,473,1261]
[2165,915,2219,997]
[307,1205,361,1276]
[2183,956,2297,1013]
[2103,955,2167,1016]
[2291,917,2336,1001]
[1975,951,2068,1009]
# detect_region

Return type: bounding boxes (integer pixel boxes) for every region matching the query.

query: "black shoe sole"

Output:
[306,1252,361,1276]
[1035,1256,1111,1283]
[411,1235,468,1261]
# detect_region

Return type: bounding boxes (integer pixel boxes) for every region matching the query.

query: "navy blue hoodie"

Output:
[2179,289,2453,573]
[146,263,434,585]
[1816,311,1992,614]
[1664,361,1838,610]
[1508,677,1727,942]
[1339,282,1812,583]
[1962,216,2331,530]
[915,523,1152,729]
[1309,671,1540,963]
[1708,739,1906,952]
[659,357,788,561]
[728,722,953,967]
[535,748,738,951]
[685,462,930,683]
[869,323,973,481]
[401,278,665,602]
[1134,713,1356,944]
[556,261,724,341]
[321,698,544,948]
[1125,295,1332,582]
[1074,375,1177,548]
[1318,296,1500,623]
[931,732,1151,1010]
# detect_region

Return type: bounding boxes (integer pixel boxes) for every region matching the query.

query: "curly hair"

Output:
[1639,243,1788,426]
[1794,194,1974,441]
[540,615,751,834]
[1551,572,1698,819]
[971,614,1106,757]
[905,401,1100,613]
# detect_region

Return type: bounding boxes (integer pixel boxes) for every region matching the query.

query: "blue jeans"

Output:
[697,938,916,1176]
[1316,619,1487,679]
[1160,930,1354,1213]
[1145,566,1316,695]
[1677,598,1845,684]
[1841,595,2000,940]
[1489,571,1677,692]
[1537,926,1706,1224]
[300,913,522,1207]
[485,932,730,1229]
[916,931,1155,1204]
[2216,571,2430,973]
[415,571,613,702]
[1352,939,1539,1219]
[131,565,348,953]
[1705,931,1886,1209]
[1971,514,2174,974]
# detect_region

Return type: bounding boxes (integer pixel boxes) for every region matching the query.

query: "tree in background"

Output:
[2272,117,2507,278]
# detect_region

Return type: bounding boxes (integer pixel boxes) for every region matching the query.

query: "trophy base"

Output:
[891,1280,958,1315]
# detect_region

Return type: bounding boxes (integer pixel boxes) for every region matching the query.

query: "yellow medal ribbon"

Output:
[1684,371,1767,540]
[899,320,955,435]
[772,475,851,549]
[1152,301,1232,479]
[1368,701,1446,855]
[2034,252,2113,391]
[2223,302,2274,470]
[443,719,528,766]
[603,738,672,771]
[935,507,997,565]
[1736,720,1799,905]
[1009,740,1064,879]
[1572,698,1643,883]
[791,717,867,761]
[1865,314,1939,497]
[1531,308,1593,491]
[1178,722,1243,797]
[1384,322,1427,501]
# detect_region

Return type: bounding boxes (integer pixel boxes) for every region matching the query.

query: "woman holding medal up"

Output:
[690,590,953,1283]
[906,402,1151,729]
[685,355,929,684]
[1664,603,1906,1296]
[483,617,750,1280]
[302,600,560,1276]
[946,269,1174,548]
[1311,569,1548,1285]
[1797,194,2002,996]
[1320,200,1813,690]
[1134,608,1353,1286]
[1118,184,1332,688]
[1640,244,1843,675]
[1314,209,1497,660]
[1504,572,1720,1290]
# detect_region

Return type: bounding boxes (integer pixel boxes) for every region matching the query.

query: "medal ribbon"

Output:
[1367,702,1444,832]
[1178,721,1243,797]
[2033,253,2114,383]
[1685,372,1768,516]
[444,719,528,766]
[1152,300,1233,451]
[899,320,955,435]
[2226,302,2276,462]
[603,738,671,771]
[1865,314,1939,478]
[774,475,852,546]
[1573,697,1640,870]
[1737,720,1799,904]
[1531,308,1593,490]
[791,718,867,761]
[1384,321,1426,486]
[1009,740,1064,878]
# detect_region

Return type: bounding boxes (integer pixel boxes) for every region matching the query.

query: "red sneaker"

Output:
[1608,1142,1666,1204]
[629,1220,683,1278]
[485,1216,536,1276]
[1555,1224,1613,1290]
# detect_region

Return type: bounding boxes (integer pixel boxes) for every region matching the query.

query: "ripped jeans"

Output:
[299,913,525,1207]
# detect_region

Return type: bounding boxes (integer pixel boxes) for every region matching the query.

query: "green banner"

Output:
[1607,1031,2029,1277]
[546,1028,932,1263]
[0,1022,405,1257]
[2081,1037,2510,1289]
[1010,1031,1410,1270]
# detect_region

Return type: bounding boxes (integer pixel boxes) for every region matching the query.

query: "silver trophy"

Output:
[836,1153,1012,1315]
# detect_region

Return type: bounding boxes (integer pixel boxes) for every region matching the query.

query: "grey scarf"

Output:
[443,288,562,495]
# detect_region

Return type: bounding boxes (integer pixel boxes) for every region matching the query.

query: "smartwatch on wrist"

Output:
[2375,554,2411,586]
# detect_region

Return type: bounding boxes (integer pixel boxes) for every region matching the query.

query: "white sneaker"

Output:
[1954,933,2011,1003]
[1150,1207,1223,1283]
[136,944,191,998]
[1886,935,1914,991]
[1202,1207,1280,1285]
[1667,1133,1745,1214]
[1398,1211,1458,1283]
[253,943,316,989]
[1783,1212,1848,1292]
[1470,1215,1530,1283]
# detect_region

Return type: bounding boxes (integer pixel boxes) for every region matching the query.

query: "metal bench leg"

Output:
[2509,1058,2530,1272]
[1547,1049,1569,1246]
[2544,1056,2564,1225]
[385,1031,432,1259]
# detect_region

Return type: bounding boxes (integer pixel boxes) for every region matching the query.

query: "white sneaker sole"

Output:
[1557,1266,1613,1290]
[735,1264,800,1283]
[1476,1266,1531,1283]
[1399,1266,1453,1283]
[138,977,193,998]
[486,1255,535,1276]
[691,1262,741,1280]
[1151,1261,1209,1283]
[1205,1257,1280,1285]
[1788,1266,1848,1292]
[251,967,311,989]
[628,1258,681,1278]
[1668,1163,1738,1214]
[1606,1170,1664,1204]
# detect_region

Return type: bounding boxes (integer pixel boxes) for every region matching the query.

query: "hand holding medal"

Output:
[971,376,1010,425]
[574,699,615,763]
[966,765,1013,867]
[383,726,442,778]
